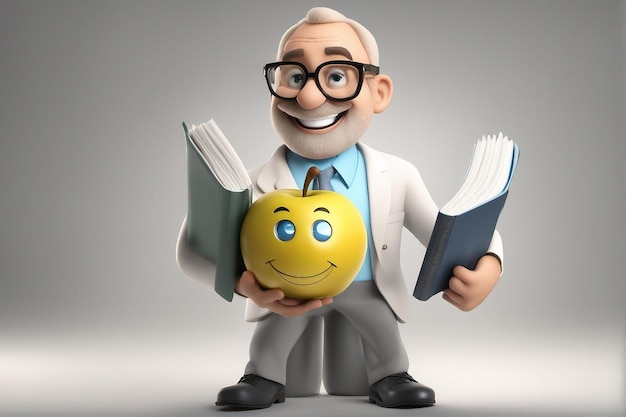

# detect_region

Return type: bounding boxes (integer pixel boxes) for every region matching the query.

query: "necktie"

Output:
[314,165,335,191]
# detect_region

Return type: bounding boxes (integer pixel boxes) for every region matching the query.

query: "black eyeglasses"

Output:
[263,60,380,101]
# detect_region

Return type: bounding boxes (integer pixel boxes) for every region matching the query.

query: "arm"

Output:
[175,216,217,286]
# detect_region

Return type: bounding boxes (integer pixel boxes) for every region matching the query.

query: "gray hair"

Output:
[276,7,380,66]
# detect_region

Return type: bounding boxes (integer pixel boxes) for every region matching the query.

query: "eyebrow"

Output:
[324,46,352,60]
[281,49,304,61]
[314,207,330,213]
[274,207,290,213]
[281,46,353,62]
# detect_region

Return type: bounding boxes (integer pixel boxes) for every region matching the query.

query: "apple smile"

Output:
[266,260,337,286]
[295,110,347,130]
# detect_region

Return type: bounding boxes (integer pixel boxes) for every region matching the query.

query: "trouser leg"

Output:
[323,310,369,395]
[332,281,409,385]
[285,316,323,397]
[244,313,312,385]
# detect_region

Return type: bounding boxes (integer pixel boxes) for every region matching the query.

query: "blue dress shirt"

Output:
[286,145,373,282]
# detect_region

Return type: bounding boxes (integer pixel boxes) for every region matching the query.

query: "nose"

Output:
[296,78,327,109]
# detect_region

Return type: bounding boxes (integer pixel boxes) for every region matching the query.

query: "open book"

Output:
[414,133,519,301]
[183,119,252,301]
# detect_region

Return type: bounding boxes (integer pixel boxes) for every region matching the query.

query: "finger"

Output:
[279,296,333,307]
[442,290,470,311]
[234,271,257,296]
[442,290,462,308]
[448,276,469,295]
[271,299,326,318]
[279,297,306,306]
[443,286,462,303]
[254,287,285,306]
[237,272,286,305]
[319,297,333,306]
[452,265,474,285]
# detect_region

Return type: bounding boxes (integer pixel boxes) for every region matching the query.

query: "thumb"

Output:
[237,271,285,305]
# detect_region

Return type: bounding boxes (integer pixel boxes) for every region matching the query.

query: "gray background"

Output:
[0,1,624,416]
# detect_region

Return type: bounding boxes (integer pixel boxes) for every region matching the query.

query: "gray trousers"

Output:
[244,281,409,395]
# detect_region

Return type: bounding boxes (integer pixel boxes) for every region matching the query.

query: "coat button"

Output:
[382,244,388,250]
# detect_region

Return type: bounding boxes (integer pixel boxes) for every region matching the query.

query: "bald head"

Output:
[276,7,380,66]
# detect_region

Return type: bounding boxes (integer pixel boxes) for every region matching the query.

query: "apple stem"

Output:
[303,166,320,197]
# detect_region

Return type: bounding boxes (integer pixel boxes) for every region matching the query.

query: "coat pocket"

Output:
[379,211,405,258]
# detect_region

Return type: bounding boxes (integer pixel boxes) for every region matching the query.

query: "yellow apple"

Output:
[240,167,367,299]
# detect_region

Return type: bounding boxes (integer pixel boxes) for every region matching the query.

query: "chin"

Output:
[286,136,352,160]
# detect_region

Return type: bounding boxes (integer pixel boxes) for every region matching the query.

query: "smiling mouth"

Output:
[266,260,337,286]
[295,111,347,130]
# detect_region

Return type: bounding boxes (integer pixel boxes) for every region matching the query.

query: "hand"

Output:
[235,271,333,318]
[442,254,501,311]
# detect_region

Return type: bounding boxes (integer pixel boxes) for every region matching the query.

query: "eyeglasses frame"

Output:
[263,60,380,102]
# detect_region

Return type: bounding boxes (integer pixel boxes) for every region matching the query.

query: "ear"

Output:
[371,74,393,113]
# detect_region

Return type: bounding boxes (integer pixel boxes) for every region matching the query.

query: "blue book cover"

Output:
[414,135,519,301]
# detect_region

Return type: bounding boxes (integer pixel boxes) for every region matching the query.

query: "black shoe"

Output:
[215,374,285,409]
[368,372,435,408]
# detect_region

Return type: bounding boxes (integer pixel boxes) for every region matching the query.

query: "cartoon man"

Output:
[177,7,503,409]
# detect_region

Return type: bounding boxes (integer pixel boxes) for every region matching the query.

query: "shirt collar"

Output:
[286,145,359,189]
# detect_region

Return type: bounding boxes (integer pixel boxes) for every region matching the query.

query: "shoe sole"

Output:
[368,396,435,408]
[215,392,285,410]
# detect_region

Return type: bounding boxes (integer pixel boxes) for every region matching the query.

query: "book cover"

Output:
[183,121,252,302]
[414,134,519,301]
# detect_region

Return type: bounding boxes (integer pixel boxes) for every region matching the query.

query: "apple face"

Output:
[240,188,367,299]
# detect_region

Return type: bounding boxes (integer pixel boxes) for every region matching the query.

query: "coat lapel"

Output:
[255,145,298,193]
[359,143,391,262]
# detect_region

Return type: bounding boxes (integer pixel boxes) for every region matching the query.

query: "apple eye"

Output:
[275,220,295,241]
[312,220,332,242]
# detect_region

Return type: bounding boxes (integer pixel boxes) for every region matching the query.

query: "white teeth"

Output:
[298,114,339,129]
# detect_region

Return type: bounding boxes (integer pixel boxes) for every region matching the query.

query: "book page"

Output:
[188,119,252,192]
[205,121,252,190]
[444,137,489,214]
[467,134,505,207]
[441,133,517,216]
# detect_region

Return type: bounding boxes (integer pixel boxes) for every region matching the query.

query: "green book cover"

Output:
[183,121,252,302]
